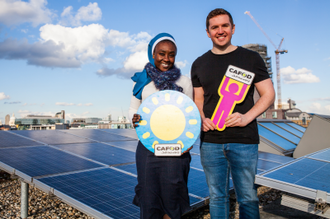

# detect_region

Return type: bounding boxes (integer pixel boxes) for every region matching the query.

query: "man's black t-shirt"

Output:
[191,46,270,144]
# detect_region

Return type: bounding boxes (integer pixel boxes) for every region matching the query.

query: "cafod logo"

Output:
[229,68,252,79]
[156,146,181,151]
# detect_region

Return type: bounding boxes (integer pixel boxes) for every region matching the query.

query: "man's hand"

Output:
[132,114,141,128]
[225,112,249,127]
[202,118,217,132]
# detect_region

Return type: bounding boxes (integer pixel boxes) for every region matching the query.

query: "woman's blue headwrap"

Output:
[131,33,177,100]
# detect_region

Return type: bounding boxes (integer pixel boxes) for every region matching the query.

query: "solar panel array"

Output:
[0,129,294,218]
[257,120,306,154]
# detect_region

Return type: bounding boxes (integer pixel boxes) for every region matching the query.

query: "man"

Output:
[191,8,275,219]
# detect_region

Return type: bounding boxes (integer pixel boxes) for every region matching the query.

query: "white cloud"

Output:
[0,0,54,27]
[281,66,320,84]
[310,97,330,102]
[65,111,90,122]
[0,23,152,75]
[176,60,188,69]
[17,110,54,118]
[17,110,31,117]
[56,102,75,106]
[22,103,39,106]
[81,111,90,116]
[60,2,102,26]
[4,101,21,104]
[0,92,10,100]
[306,102,330,115]
[0,1,152,79]
[40,23,109,62]
[123,50,148,72]
[55,102,93,106]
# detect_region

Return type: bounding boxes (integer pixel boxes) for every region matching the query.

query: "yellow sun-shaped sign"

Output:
[136,90,201,153]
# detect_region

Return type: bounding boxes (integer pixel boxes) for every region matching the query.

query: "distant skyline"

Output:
[1,0,330,123]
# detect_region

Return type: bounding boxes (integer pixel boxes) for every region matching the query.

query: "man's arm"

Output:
[225,78,275,127]
[194,87,217,132]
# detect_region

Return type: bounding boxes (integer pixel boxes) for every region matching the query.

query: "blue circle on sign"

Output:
[136,90,201,153]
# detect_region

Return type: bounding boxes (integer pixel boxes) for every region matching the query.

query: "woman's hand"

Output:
[132,114,141,128]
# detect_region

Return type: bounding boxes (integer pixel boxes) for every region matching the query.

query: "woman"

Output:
[129,33,193,219]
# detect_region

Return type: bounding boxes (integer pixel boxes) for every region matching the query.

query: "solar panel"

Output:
[258,151,294,164]
[115,163,209,207]
[37,168,139,219]
[115,164,137,176]
[258,125,297,150]
[188,168,210,199]
[257,159,284,172]
[259,123,301,144]
[61,129,136,142]
[190,155,203,170]
[0,146,102,178]
[190,141,200,154]
[0,128,305,219]
[308,148,330,163]
[189,196,204,206]
[0,131,43,148]
[53,143,135,166]
[273,123,304,137]
[256,157,330,203]
[105,140,139,152]
[287,122,306,132]
[14,130,95,145]
[101,129,138,140]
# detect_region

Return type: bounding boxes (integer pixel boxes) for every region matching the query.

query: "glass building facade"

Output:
[15,118,64,125]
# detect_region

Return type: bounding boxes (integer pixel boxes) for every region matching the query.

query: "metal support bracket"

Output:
[315,190,329,214]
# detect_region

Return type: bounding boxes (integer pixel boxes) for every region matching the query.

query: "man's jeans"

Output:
[200,142,260,219]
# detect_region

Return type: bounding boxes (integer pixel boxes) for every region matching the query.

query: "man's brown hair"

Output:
[206,8,234,30]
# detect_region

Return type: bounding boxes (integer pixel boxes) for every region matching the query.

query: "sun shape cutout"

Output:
[136,90,201,153]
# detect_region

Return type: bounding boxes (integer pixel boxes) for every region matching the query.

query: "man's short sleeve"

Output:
[253,52,270,84]
[191,60,202,87]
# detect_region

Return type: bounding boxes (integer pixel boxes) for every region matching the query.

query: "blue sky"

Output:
[1,0,330,123]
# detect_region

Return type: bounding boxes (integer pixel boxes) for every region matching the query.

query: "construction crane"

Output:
[245,11,288,109]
